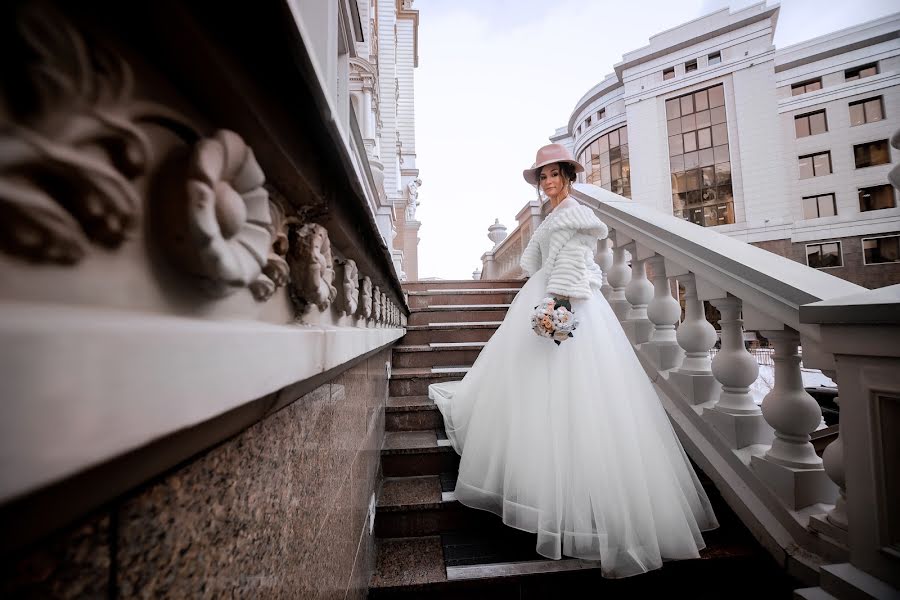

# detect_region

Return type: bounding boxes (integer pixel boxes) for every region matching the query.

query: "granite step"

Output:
[389,367,470,397]
[369,479,798,599]
[403,279,525,292]
[375,476,497,538]
[408,305,511,326]
[401,322,501,345]
[391,343,485,370]
[385,395,443,431]
[407,290,520,308]
[380,430,459,477]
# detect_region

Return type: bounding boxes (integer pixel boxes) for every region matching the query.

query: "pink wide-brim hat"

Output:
[522,143,584,185]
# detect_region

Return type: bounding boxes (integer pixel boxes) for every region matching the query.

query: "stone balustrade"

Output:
[478,181,900,591]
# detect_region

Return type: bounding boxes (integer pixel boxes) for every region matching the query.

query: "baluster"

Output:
[622,244,654,345]
[703,296,773,448]
[808,369,848,543]
[640,255,683,371]
[595,238,613,299]
[751,329,837,509]
[607,244,631,321]
[668,273,719,405]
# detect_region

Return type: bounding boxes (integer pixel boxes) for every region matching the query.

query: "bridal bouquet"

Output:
[530,297,578,345]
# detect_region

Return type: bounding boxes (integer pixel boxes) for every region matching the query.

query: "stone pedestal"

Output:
[750,455,838,510]
[668,370,720,406]
[639,341,684,371]
[704,408,773,449]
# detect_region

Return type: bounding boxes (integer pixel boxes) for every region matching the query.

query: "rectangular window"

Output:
[685,59,698,73]
[849,96,884,126]
[663,67,675,80]
[863,235,900,264]
[585,116,592,128]
[794,110,828,138]
[792,78,822,96]
[577,126,581,136]
[708,51,721,66]
[845,63,878,81]
[854,140,890,169]
[798,151,832,179]
[858,184,896,212]
[575,125,630,197]
[801,194,837,219]
[806,242,843,268]
[597,108,606,120]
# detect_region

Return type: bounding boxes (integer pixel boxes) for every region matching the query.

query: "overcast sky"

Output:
[411,0,898,280]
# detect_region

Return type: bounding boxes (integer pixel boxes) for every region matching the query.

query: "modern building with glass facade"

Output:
[550,3,900,288]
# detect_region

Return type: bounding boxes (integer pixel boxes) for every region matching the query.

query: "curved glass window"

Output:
[577,125,630,198]
[666,84,734,227]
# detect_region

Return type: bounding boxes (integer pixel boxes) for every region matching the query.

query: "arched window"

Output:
[576,125,630,198]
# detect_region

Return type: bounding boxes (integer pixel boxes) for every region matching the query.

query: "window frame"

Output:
[663,67,675,80]
[849,96,885,126]
[853,139,891,169]
[791,78,823,96]
[798,150,832,179]
[794,109,828,138]
[861,234,900,266]
[845,62,879,82]
[707,51,722,66]
[685,59,698,73]
[805,240,844,269]
[597,108,606,120]
[801,193,837,220]
[858,184,897,212]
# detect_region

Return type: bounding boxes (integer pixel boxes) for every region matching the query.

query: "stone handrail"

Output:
[483,221,529,280]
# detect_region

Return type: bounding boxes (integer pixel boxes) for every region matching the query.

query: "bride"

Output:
[428,143,719,579]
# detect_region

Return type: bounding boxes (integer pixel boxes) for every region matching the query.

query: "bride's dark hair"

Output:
[535,162,578,187]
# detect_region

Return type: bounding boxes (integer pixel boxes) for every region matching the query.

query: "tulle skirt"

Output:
[428,267,719,579]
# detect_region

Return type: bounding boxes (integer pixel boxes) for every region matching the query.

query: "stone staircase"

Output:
[368,279,799,599]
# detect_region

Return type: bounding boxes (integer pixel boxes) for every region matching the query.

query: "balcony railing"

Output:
[479,181,900,593]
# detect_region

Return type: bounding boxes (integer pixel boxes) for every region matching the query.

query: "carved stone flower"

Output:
[373,286,382,323]
[338,258,360,316]
[289,222,336,311]
[167,129,272,297]
[360,276,373,319]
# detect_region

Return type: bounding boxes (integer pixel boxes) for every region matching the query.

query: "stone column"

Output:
[607,245,631,321]
[595,238,613,299]
[703,296,773,448]
[640,255,683,371]
[669,274,719,405]
[751,329,837,509]
[809,370,848,544]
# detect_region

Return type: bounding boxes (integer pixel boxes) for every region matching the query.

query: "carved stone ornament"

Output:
[289,223,336,311]
[360,276,373,319]
[0,4,190,264]
[380,291,388,323]
[250,199,290,302]
[373,286,382,323]
[161,129,272,297]
[337,258,360,316]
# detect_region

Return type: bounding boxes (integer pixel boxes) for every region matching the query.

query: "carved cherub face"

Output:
[342,259,359,315]
[361,276,373,318]
[290,223,337,311]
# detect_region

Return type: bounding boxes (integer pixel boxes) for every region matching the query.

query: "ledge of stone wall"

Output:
[0,301,402,527]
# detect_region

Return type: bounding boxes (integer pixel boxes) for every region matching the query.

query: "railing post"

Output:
[751,329,837,509]
[607,241,631,321]
[703,296,773,449]
[596,237,613,299]
[809,370,849,545]
[668,273,719,405]
[622,243,654,345]
[640,255,683,371]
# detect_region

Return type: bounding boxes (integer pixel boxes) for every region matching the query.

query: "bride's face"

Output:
[539,164,566,200]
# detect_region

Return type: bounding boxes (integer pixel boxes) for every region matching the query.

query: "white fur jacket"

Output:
[519,203,609,299]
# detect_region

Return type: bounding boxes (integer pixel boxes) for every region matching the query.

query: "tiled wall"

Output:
[2,348,391,599]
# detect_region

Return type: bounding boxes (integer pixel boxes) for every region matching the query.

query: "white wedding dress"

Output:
[429,199,718,579]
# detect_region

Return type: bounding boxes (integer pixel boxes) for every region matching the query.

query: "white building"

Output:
[551,3,900,289]
[304,0,422,280]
